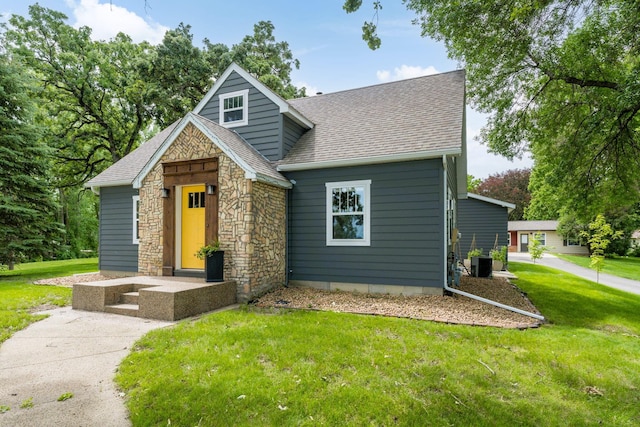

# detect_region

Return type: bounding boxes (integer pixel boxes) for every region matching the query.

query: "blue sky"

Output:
[3,0,532,178]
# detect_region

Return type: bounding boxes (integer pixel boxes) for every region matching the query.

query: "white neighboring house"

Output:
[508,220,589,255]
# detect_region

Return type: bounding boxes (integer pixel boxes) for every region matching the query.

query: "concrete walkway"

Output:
[508,252,640,295]
[0,308,173,427]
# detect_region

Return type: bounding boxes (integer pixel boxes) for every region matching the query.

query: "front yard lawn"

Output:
[0,258,98,344]
[555,253,640,281]
[116,262,640,426]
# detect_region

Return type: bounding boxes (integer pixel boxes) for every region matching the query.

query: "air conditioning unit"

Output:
[471,256,492,278]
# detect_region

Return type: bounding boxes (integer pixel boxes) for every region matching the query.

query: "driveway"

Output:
[508,252,640,296]
[0,308,173,427]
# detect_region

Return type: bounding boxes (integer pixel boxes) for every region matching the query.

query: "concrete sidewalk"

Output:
[0,308,173,427]
[508,252,640,295]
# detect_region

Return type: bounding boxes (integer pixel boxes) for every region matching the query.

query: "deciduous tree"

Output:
[528,233,547,264]
[345,0,640,216]
[6,5,155,186]
[6,6,305,186]
[581,214,623,283]
[475,169,530,221]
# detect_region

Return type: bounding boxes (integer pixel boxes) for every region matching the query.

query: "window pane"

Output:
[333,215,364,239]
[332,187,364,214]
[354,187,364,212]
[340,187,349,212]
[224,109,243,123]
[332,188,340,212]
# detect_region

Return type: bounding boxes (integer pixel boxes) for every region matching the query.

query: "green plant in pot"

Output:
[489,246,507,271]
[196,240,224,282]
[467,248,483,260]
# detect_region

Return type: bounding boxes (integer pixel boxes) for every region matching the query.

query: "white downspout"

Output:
[441,155,545,322]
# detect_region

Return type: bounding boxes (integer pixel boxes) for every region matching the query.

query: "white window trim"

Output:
[132,195,140,245]
[534,232,547,246]
[325,180,371,246]
[218,89,249,128]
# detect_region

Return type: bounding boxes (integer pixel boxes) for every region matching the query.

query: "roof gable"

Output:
[193,62,313,129]
[86,113,291,191]
[132,113,291,189]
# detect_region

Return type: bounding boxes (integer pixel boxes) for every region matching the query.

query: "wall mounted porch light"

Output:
[161,187,170,198]
[207,184,216,195]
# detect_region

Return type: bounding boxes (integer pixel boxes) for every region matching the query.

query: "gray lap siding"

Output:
[198,71,284,161]
[458,198,509,258]
[98,186,139,272]
[285,159,445,288]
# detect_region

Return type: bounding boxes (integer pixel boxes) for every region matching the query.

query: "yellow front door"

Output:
[181,185,206,269]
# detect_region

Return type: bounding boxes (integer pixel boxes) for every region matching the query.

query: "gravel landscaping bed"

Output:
[33,273,107,287]
[254,276,543,329]
[35,274,543,328]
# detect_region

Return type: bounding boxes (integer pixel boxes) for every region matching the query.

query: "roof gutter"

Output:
[251,172,293,189]
[441,155,544,322]
[278,148,461,172]
[84,179,134,195]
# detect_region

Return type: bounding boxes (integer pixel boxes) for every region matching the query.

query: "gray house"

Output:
[86,63,467,301]
[458,193,515,259]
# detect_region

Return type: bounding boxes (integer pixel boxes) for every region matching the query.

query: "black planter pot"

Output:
[205,251,224,282]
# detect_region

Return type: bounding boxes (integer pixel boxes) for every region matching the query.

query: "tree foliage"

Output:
[528,232,547,264]
[0,53,63,269]
[466,175,481,193]
[5,5,304,186]
[3,4,305,261]
[580,214,623,283]
[345,0,640,217]
[230,21,305,100]
[143,21,304,126]
[525,161,562,220]
[5,5,155,186]
[475,168,530,220]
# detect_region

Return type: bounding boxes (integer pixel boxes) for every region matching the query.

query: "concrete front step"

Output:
[104,303,139,317]
[73,277,238,321]
[120,291,139,305]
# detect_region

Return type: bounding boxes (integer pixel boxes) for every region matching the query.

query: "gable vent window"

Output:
[219,89,249,127]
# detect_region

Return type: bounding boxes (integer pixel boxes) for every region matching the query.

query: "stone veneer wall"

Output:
[247,181,287,297]
[138,123,287,300]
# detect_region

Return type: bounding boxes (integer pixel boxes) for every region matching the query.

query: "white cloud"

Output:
[296,82,321,96]
[376,64,439,82]
[66,0,168,44]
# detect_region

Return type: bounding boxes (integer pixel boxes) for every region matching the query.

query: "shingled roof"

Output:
[86,66,466,190]
[508,220,559,231]
[86,120,181,190]
[86,113,290,190]
[279,70,466,170]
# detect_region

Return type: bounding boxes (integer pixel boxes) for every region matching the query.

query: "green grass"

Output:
[0,258,98,344]
[116,262,640,426]
[555,253,640,281]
